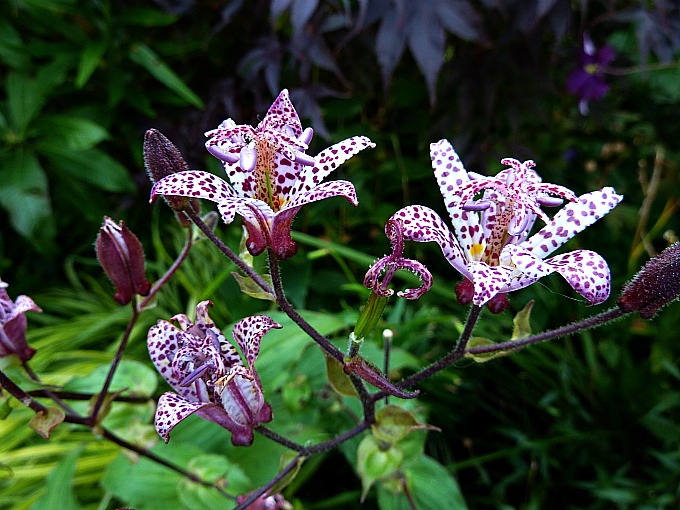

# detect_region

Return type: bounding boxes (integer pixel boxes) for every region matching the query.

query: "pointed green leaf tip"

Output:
[372,404,440,443]
[511,299,534,340]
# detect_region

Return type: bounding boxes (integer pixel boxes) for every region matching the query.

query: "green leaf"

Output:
[128,43,204,108]
[38,146,134,192]
[377,455,468,510]
[63,359,158,397]
[178,454,251,508]
[231,272,276,301]
[372,405,439,443]
[75,39,108,88]
[465,337,513,363]
[7,72,44,133]
[511,299,534,340]
[29,407,66,439]
[33,114,110,150]
[326,353,358,397]
[118,7,180,26]
[30,447,83,510]
[0,149,55,249]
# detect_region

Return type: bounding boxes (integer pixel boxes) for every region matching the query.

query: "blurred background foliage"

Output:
[1,0,680,508]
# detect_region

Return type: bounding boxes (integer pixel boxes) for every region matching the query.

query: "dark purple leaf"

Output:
[435,0,488,43]
[375,2,408,88]
[407,2,445,104]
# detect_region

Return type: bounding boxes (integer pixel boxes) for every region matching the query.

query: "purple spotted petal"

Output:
[231,315,282,369]
[391,205,472,280]
[219,367,265,428]
[524,187,623,258]
[147,322,199,398]
[150,171,235,205]
[154,392,214,443]
[543,250,611,305]
[468,262,514,305]
[262,89,303,138]
[284,180,358,210]
[293,136,375,195]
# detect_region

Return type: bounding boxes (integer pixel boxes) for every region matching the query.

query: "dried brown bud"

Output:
[143,129,199,221]
[96,217,151,305]
[618,242,680,319]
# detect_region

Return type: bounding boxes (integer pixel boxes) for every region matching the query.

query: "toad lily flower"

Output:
[391,139,622,308]
[150,89,375,259]
[148,301,281,446]
[0,278,42,362]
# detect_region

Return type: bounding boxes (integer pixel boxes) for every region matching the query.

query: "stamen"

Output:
[462,200,492,211]
[207,144,239,164]
[508,213,530,236]
[299,127,314,145]
[537,196,564,207]
[179,364,211,387]
[239,145,257,172]
[294,151,315,167]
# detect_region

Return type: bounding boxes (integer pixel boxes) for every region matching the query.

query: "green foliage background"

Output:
[1,0,680,509]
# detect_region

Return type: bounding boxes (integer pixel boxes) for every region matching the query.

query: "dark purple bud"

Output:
[344,356,419,399]
[96,217,151,305]
[144,129,200,219]
[455,279,474,306]
[618,242,680,319]
[486,293,509,314]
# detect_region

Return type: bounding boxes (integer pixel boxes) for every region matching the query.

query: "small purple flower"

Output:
[150,90,375,260]
[566,35,615,115]
[391,140,623,308]
[0,278,42,362]
[147,301,281,446]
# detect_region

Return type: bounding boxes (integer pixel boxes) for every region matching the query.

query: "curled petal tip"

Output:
[207,144,239,164]
[294,151,315,166]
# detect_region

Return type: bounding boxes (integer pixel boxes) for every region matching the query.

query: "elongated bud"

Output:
[144,129,199,222]
[344,356,419,399]
[96,217,151,305]
[618,242,680,319]
[354,291,390,340]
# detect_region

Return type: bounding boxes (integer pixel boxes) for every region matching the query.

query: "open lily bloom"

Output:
[391,139,623,308]
[148,301,281,446]
[150,89,374,259]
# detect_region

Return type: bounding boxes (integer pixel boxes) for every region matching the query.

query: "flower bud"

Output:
[96,217,151,305]
[144,128,199,221]
[618,242,680,319]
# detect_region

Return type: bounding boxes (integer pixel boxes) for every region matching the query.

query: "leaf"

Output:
[63,360,158,397]
[378,454,468,510]
[178,454,250,509]
[38,146,135,192]
[434,0,488,43]
[128,43,204,109]
[357,435,404,501]
[231,272,276,301]
[267,452,304,495]
[372,405,439,443]
[407,3,445,104]
[30,447,83,510]
[75,39,108,88]
[326,354,358,397]
[33,114,110,150]
[0,149,55,249]
[465,337,513,363]
[375,6,407,88]
[29,407,66,439]
[511,300,535,340]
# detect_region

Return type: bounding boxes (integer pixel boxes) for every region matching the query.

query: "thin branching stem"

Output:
[234,455,303,510]
[184,208,274,295]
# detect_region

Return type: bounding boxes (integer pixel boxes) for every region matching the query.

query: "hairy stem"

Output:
[466,306,627,356]
[234,455,303,510]
[184,208,274,295]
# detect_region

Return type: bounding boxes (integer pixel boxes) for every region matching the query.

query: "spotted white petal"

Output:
[284,180,358,210]
[150,171,235,204]
[231,315,282,369]
[293,136,375,195]
[524,187,623,258]
[154,392,214,443]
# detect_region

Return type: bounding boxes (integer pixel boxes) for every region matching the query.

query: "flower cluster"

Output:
[148,301,281,446]
[388,140,622,310]
[151,89,375,260]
